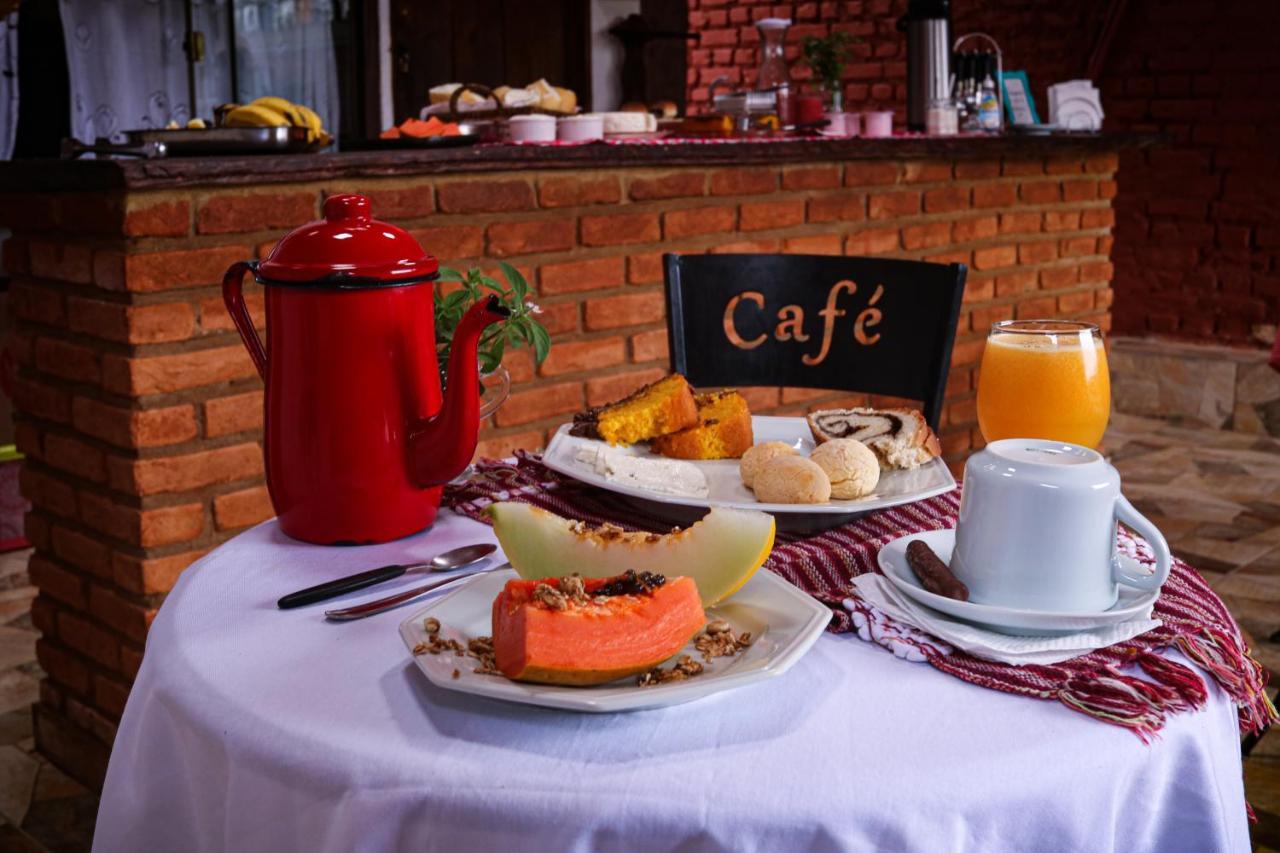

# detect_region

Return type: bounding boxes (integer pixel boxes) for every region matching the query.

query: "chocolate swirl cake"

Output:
[806,407,941,470]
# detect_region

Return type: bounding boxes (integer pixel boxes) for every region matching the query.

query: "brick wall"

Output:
[685,0,1279,345]
[0,150,1116,786]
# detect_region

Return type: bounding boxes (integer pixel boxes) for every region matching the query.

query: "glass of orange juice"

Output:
[976,320,1110,448]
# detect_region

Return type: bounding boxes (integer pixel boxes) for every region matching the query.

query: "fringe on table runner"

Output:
[445,452,1277,741]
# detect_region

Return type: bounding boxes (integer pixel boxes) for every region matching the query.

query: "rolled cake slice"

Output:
[650,391,754,460]
[806,407,941,470]
[570,374,698,446]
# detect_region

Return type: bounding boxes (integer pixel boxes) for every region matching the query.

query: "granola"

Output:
[637,619,753,685]
[636,655,703,686]
[413,619,499,674]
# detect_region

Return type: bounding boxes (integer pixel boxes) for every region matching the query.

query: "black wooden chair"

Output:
[663,253,967,430]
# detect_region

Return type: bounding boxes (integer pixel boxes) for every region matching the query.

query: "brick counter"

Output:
[0,135,1138,786]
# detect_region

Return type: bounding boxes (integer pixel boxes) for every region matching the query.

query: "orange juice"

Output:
[977,327,1110,447]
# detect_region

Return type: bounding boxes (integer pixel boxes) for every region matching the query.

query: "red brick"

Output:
[119,644,144,680]
[581,213,661,247]
[1039,265,1080,290]
[35,338,99,384]
[493,382,584,428]
[952,216,998,242]
[29,243,92,285]
[20,468,77,518]
[29,555,86,610]
[663,206,736,239]
[539,303,579,335]
[102,346,257,396]
[844,162,901,187]
[539,256,625,295]
[1045,157,1084,175]
[1020,181,1062,204]
[51,527,112,579]
[924,186,970,213]
[973,245,1017,270]
[631,329,670,363]
[37,639,90,695]
[112,549,207,596]
[196,192,316,235]
[213,486,275,530]
[359,184,434,219]
[902,221,952,250]
[67,298,196,344]
[97,245,251,293]
[628,173,706,201]
[586,368,668,407]
[486,220,575,257]
[1043,210,1082,232]
[999,211,1042,234]
[1061,236,1097,257]
[124,200,191,237]
[539,337,627,377]
[846,228,901,255]
[954,161,1002,180]
[972,183,1018,208]
[437,180,535,214]
[785,234,842,255]
[9,280,65,326]
[901,161,953,183]
[44,434,106,483]
[1057,290,1096,314]
[474,429,544,460]
[1018,241,1059,264]
[1085,153,1119,174]
[868,191,920,220]
[75,399,195,451]
[107,442,263,496]
[1062,180,1099,202]
[584,292,666,330]
[709,168,777,195]
[628,253,665,285]
[93,674,130,719]
[89,586,154,644]
[538,176,621,208]
[1003,159,1044,177]
[203,391,264,438]
[11,377,71,423]
[739,200,806,231]
[782,166,841,190]
[410,225,484,259]
[138,503,205,548]
[58,612,119,669]
[737,386,781,411]
[1015,296,1058,319]
[808,194,866,223]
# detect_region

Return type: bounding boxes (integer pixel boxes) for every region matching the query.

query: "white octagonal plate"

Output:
[399,568,831,713]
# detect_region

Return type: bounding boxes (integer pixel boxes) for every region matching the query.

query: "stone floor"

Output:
[3,412,1280,850]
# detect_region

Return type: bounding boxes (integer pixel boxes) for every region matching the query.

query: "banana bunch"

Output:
[221,97,331,146]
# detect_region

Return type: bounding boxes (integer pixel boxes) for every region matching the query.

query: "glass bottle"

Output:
[756,18,793,126]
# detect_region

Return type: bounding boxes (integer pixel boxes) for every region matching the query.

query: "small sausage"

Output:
[905,540,969,601]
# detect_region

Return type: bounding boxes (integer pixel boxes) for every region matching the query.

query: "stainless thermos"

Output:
[898,0,952,132]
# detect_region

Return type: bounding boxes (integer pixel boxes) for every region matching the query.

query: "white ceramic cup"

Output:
[508,115,556,143]
[862,110,893,138]
[557,114,604,142]
[843,111,862,137]
[823,110,846,136]
[952,439,1172,613]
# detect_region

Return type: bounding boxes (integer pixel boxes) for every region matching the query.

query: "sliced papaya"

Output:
[379,127,401,139]
[492,573,705,686]
[487,503,775,606]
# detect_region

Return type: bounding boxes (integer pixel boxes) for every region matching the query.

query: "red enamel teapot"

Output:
[222,193,509,545]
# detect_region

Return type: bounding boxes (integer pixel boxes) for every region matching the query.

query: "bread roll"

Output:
[811,439,880,499]
[752,456,831,504]
[740,441,797,489]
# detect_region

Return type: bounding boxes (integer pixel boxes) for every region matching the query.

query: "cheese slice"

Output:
[601,111,657,134]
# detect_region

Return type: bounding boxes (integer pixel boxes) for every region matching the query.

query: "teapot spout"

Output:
[409,295,509,487]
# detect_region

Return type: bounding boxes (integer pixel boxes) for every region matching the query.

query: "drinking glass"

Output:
[976,320,1110,448]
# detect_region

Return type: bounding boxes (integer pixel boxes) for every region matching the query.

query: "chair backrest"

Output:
[663,253,967,429]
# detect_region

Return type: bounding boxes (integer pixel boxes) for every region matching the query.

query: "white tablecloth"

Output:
[94,511,1250,852]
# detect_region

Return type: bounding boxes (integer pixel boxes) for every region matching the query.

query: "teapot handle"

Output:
[223,261,267,382]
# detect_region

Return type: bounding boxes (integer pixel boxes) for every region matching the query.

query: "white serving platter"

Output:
[399,568,831,713]
[541,415,956,527]
[876,528,1159,636]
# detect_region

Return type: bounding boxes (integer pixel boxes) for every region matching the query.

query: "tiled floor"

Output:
[4,412,1280,850]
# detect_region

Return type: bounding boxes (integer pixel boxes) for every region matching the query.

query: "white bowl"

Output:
[508,114,556,143]
[557,114,604,142]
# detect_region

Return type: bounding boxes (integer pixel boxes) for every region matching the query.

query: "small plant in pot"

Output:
[800,31,854,112]
[435,261,551,412]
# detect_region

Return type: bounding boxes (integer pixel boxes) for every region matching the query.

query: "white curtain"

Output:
[59,0,337,144]
[0,13,17,159]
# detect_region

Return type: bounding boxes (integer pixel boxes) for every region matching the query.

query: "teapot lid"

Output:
[256,193,439,286]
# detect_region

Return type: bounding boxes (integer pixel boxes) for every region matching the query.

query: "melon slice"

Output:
[486,503,776,605]
[492,574,705,685]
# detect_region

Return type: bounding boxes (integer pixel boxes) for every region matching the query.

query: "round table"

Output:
[94,511,1250,852]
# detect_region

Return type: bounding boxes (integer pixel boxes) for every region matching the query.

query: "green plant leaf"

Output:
[498,261,530,299]
[437,266,464,283]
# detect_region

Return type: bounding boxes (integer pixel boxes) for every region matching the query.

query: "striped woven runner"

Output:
[445,452,1276,740]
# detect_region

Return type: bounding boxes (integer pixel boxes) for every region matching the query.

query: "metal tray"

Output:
[62,126,316,159]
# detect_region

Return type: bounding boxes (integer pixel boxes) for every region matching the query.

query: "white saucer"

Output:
[876,529,1159,636]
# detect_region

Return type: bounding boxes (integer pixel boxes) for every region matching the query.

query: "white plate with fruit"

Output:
[400,503,831,712]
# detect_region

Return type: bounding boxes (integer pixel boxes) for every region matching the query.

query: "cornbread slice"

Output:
[651,391,754,460]
[570,374,698,446]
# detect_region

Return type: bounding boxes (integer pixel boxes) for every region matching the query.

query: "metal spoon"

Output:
[323,562,511,622]
[276,543,498,609]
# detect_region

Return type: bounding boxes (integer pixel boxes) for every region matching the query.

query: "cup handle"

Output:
[478,363,510,420]
[1112,495,1172,592]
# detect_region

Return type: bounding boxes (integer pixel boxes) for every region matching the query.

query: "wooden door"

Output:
[390,0,591,121]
